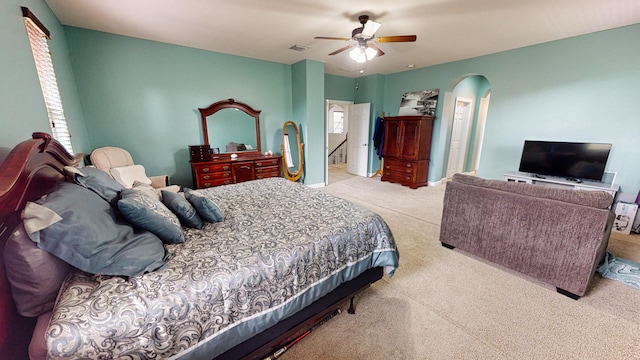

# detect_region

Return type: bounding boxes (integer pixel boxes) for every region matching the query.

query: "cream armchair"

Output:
[90,146,179,193]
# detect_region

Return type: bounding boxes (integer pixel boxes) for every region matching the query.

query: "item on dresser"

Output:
[190,145,212,162]
[381,115,435,189]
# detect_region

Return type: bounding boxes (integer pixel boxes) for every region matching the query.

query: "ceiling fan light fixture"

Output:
[365,47,378,60]
[349,47,367,63]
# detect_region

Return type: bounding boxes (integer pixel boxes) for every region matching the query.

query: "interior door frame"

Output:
[325,99,353,185]
[446,97,474,178]
[346,103,370,177]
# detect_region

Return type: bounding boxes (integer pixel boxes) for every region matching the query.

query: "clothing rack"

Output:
[370,112,384,178]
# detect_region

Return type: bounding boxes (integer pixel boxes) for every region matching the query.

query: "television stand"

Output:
[503,171,618,197]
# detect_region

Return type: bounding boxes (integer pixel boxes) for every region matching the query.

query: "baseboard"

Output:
[306,182,325,188]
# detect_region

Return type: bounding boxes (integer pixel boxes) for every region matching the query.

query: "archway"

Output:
[439,74,492,181]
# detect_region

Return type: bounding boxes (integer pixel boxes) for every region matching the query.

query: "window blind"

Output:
[22,7,74,155]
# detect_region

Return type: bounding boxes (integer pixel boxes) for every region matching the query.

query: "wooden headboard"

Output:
[0,133,76,360]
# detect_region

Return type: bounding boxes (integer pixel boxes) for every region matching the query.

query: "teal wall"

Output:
[64,27,292,187]
[292,60,325,185]
[383,24,640,197]
[2,1,638,197]
[354,74,386,175]
[325,74,355,101]
[0,0,88,158]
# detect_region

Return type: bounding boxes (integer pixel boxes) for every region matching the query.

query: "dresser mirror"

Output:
[281,121,304,181]
[199,99,261,154]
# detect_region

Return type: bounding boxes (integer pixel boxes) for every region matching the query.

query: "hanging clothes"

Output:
[372,116,385,159]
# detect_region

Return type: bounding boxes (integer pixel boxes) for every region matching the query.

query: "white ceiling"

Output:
[45,0,640,77]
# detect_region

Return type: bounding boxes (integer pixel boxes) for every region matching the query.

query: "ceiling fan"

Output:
[314,15,417,63]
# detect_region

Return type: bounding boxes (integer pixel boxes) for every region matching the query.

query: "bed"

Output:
[0,133,399,360]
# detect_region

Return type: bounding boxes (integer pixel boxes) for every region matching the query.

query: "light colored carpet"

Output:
[282,169,640,359]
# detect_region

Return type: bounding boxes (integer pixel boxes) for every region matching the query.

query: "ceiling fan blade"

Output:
[377,35,417,43]
[362,20,381,37]
[314,36,351,41]
[329,44,355,55]
[368,43,385,57]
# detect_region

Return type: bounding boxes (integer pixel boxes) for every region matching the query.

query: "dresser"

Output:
[191,154,281,189]
[381,115,435,189]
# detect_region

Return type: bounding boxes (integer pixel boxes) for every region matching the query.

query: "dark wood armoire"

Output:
[381,115,435,189]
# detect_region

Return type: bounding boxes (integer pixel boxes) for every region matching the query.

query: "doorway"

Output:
[446,97,473,178]
[325,100,371,185]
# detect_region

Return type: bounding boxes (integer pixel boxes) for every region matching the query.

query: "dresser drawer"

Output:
[200,178,233,188]
[199,171,231,182]
[194,163,231,173]
[255,165,279,175]
[384,158,417,175]
[256,166,280,179]
[383,169,416,183]
[255,158,279,168]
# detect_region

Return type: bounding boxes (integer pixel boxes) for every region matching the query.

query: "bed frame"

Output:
[0,133,383,360]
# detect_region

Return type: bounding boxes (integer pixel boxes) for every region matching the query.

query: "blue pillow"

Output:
[184,188,224,223]
[69,166,126,204]
[118,189,185,244]
[161,190,203,229]
[22,181,167,277]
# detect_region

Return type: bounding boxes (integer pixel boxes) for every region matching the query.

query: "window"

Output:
[22,7,74,154]
[332,111,344,134]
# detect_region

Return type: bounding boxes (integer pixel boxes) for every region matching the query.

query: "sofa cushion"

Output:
[451,173,613,209]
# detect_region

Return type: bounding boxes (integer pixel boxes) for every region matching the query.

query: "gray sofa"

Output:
[440,173,615,299]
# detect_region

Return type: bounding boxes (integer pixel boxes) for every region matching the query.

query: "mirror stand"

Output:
[281,121,304,182]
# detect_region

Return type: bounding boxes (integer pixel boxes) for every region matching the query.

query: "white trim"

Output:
[306,182,326,188]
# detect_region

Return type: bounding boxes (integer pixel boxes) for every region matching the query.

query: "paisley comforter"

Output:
[46,178,399,359]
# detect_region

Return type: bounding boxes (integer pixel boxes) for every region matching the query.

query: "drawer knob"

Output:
[224,180,230,184]
[256,162,262,166]
[204,182,211,187]
[406,164,412,168]
[223,166,229,170]
[203,175,210,180]
[202,168,210,173]
[223,173,230,177]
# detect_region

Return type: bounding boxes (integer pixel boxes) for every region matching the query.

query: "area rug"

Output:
[597,251,640,289]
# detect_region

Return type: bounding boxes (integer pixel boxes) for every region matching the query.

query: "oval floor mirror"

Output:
[281,121,304,181]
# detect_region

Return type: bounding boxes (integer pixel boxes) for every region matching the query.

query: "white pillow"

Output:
[110,165,152,189]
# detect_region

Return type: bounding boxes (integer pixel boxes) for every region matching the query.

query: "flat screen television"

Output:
[518,140,612,182]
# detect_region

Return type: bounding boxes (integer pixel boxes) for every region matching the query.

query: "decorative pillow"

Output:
[184,188,225,223]
[65,166,125,204]
[22,181,167,277]
[110,164,152,189]
[162,190,203,229]
[118,189,185,244]
[3,224,72,317]
[133,180,161,200]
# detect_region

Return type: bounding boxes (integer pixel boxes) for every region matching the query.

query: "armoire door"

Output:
[384,120,402,158]
[401,120,421,160]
